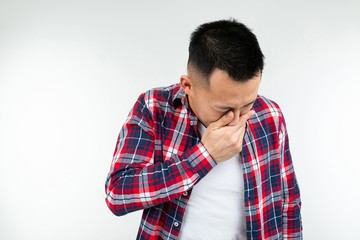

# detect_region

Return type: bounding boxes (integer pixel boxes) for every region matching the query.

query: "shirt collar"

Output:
[172,84,188,108]
[172,84,198,124]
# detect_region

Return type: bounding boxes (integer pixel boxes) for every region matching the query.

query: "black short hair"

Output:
[188,19,264,84]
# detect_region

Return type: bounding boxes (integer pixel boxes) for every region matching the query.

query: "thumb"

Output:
[209,111,234,130]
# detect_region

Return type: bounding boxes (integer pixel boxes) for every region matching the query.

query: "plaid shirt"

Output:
[105,83,302,240]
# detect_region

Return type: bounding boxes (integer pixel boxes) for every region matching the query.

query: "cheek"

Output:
[199,107,223,124]
[209,110,225,123]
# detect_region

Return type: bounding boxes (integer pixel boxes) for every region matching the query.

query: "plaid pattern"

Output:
[105,83,302,240]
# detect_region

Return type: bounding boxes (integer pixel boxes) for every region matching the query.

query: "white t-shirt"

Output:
[177,122,247,240]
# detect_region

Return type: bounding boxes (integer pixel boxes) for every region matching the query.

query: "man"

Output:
[105,19,302,240]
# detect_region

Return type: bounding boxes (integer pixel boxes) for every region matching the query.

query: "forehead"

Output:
[206,69,260,106]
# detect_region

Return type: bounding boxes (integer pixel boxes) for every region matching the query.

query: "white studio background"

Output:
[1,0,359,239]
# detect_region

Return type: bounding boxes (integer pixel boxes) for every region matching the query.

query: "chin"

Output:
[198,119,208,127]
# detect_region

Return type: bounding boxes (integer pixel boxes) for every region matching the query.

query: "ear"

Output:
[180,75,194,95]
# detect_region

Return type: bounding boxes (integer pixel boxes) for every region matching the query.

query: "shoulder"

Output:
[253,95,282,117]
[142,83,180,109]
[133,83,181,121]
[251,95,287,132]
[136,83,180,113]
[127,84,180,131]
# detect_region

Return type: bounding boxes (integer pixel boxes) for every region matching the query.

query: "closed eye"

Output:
[216,100,255,112]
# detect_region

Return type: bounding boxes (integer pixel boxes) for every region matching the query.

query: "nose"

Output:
[233,108,240,123]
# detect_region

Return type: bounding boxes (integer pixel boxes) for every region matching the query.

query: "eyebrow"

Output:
[216,100,256,110]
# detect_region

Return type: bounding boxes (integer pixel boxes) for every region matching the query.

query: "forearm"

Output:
[105,142,216,216]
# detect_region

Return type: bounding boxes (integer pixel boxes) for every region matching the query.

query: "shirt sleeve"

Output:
[279,115,303,239]
[105,93,216,216]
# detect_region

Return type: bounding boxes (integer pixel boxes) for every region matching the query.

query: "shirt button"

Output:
[174,221,179,227]
[190,121,194,126]
[183,192,188,196]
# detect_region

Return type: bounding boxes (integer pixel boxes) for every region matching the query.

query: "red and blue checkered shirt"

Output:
[105,83,302,239]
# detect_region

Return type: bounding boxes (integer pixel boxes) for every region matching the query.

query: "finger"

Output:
[209,110,234,130]
[239,110,255,125]
[231,110,255,130]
